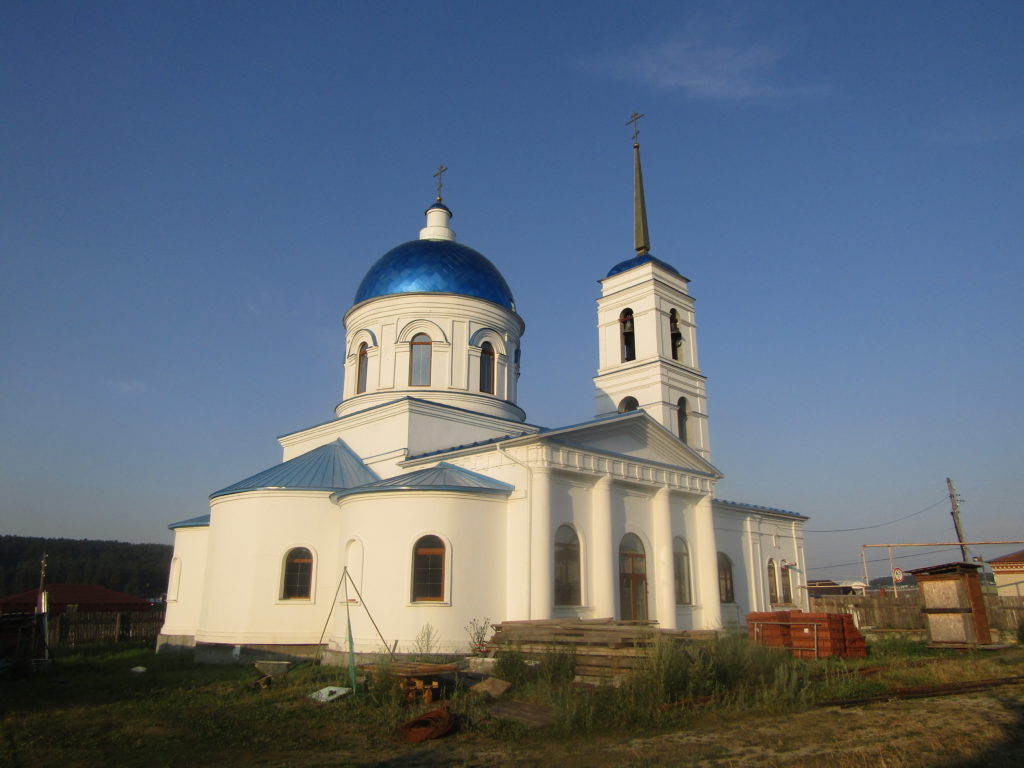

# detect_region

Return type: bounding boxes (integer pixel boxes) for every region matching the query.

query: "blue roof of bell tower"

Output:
[354,238,516,310]
[606,252,684,279]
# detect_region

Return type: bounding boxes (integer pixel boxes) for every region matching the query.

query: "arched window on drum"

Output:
[479,341,495,394]
[409,334,431,386]
[356,342,369,394]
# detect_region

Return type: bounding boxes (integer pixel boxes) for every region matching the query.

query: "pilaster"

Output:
[529,467,553,618]
[652,487,676,628]
[693,495,722,629]
[590,476,616,618]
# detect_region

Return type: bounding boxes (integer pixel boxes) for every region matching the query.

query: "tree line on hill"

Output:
[0,535,172,599]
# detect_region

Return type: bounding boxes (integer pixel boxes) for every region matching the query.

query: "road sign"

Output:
[892,567,905,583]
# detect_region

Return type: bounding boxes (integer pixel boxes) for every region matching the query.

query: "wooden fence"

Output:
[46,609,166,647]
[810,593,1024,634]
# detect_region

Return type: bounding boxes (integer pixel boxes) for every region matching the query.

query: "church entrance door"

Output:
[618,533,648,620]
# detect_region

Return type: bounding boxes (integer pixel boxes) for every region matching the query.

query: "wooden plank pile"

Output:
[747,610,867,659]
[487,618,719,683]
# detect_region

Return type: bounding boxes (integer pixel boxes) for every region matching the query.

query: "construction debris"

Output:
[487,699,555,728]
[487,618,718,683]
[469,676,511,698]
[358,661,458,704]
[399,704,457,742]
[747,611,867,659]
[254,660,292,677]
[309,686,351,703]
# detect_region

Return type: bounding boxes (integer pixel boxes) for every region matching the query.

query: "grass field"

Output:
[2,639,1023,767]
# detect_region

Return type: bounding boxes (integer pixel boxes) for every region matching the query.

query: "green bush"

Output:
[536,647,575,686]
[549,634,814,734]
[494,647,532,687]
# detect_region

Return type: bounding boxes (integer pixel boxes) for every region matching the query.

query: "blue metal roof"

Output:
[425,201,452,215]
[606,252,685,279]
[332,462,514,500]
[354,239,516,310]
[211,439,379,499]
[406,432,533,461]
[713,498,806,519]
[168,514,211,530]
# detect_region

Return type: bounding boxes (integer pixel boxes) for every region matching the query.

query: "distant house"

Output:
[989,550,1024,597]
[0,584,153,616]
[807,579,868,597]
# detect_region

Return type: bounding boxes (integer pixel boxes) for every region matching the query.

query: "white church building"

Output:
[159,138,809,656]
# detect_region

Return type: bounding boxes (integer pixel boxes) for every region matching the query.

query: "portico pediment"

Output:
[539,411,722,478]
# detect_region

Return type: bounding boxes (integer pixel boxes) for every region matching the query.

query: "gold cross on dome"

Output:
[626,112,645,144]
[433,164,448,201]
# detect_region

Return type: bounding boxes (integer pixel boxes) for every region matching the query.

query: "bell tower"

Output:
[593,115,711,459]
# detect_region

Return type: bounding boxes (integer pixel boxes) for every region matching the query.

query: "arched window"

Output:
[673,537,692,605]
[619,309,636,362]
[554,525,581,606]
[411,535,445,602]
[767,559,779,605]
[781,562,794,604]
[282,547,313,599]
[167,557,181,602]
[618,396,639,413]
[356,342,368,394]
[677,397,688,444]
[409,333,431,386]
[619,533,648,620]
[669,308,682,361]
[479,341,495,394]
[717,552,735,604]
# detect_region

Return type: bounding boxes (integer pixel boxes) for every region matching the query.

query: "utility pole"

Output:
[31,552,48,660]
[947,477,968,562]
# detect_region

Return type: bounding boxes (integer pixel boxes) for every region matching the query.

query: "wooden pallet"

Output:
[487,618,719,682]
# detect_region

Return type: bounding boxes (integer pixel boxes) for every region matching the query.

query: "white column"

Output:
[590,476,616,619]
[795,521,809,611]
[652,487,676,628]
[529,467,552,619]
[744,516,762,613]
[693,495,722,629]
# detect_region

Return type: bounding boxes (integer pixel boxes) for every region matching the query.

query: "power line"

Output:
[806,546,961,572]
[805,497,948,533]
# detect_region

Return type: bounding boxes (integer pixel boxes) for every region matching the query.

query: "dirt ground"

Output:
[326,685,1024,768]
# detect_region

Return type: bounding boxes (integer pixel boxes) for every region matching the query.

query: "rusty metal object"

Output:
[399,704,457,742]
[818,675,1024,708]
[358,661,458,704]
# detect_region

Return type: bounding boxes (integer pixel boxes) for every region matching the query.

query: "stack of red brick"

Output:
[746,610,867,659]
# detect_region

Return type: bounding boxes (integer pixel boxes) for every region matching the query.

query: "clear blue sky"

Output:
[2,1,1022,581]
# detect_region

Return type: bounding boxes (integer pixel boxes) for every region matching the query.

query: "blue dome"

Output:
[607,252,683,279]
[354,239,516,310]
